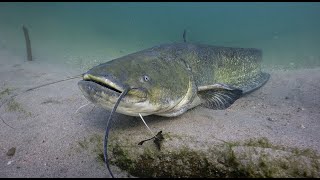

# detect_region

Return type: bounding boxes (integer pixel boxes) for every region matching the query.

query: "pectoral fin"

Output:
[197,83,243,110]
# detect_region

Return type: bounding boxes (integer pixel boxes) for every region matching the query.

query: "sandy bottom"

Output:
[0,49,320,177]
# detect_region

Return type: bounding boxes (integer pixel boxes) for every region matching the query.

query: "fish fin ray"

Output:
[198,83,242,110]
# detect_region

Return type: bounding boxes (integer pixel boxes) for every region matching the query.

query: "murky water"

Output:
[0,2,320,71]
[1,2,320,178]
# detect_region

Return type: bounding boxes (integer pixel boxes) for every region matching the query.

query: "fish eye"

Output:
[143,75,150,82]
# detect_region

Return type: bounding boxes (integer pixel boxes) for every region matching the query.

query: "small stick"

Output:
[138,130,164,150]
[183,29,187,43]
[22,25,32,61]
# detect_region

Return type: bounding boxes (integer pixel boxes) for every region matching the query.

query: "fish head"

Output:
[78,50,193,116]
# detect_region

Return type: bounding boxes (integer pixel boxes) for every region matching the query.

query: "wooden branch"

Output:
[22,25,32,61]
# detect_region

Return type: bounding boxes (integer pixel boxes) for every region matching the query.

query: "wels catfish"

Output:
[78,43,270,117]
[77,42,270,178]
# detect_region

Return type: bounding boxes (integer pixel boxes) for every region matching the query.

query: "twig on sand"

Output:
[22,25,32,61]
[138,130,164,150]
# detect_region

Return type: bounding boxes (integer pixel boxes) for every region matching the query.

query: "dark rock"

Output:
[267,117,274,122]
[6,147,16,156]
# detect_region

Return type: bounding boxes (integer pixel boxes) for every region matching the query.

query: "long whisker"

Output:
[0,75,82,129]
[103,88,129,178]
[75,102,91,114]
[139,113,154,136]
[26,75,82,92]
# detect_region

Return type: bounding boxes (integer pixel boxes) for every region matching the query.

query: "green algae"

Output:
[108,136,320,178]
[75,132,320,178]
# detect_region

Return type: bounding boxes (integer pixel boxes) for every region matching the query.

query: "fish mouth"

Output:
[81,73,124,94]
[78,73,147,106]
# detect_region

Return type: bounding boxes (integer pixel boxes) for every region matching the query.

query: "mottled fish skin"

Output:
[153,43,267,93]
[78,43,269,117]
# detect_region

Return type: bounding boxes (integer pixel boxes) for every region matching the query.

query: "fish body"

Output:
[78,43,269,117]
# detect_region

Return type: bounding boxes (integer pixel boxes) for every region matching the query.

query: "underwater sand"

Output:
[0,45,320,177]
[0,2,320,177]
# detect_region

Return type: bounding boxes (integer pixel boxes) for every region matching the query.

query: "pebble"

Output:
[6,147,16,156]
[266,117,274,122]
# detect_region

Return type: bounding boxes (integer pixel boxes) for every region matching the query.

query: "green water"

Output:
[1,2,320,70]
